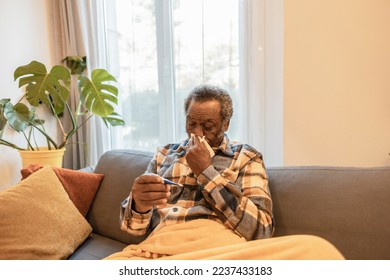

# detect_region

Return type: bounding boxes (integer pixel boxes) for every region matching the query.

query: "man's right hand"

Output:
[131,174,171,213]
[186,134,213,176]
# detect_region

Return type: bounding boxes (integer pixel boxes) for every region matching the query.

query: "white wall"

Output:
[0,0,54,190]
[284,0,390,167]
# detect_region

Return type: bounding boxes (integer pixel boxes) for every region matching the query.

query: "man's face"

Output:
[185,100,229,147]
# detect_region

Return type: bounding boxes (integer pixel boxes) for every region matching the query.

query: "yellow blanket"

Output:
[104,219,344,260]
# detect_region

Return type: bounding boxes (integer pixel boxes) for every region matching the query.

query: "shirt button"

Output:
[182,189,191,198]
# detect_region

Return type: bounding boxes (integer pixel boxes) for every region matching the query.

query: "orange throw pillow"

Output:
[21,164,104,216]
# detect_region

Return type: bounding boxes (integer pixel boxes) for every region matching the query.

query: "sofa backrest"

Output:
[268,166,390,260]
[89,149,390,259]
[87,149,154,245]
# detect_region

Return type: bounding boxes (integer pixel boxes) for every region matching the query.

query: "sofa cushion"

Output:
[268,166,390,260]
[21,163,104,216]
[0,166,92,260]
[69,233,128,260]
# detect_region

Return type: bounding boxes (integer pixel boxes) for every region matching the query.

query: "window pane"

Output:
[172,0,240,141]
[112,0,240,151]
[115,0,161,151]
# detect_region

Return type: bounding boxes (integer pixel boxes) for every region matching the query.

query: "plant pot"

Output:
[19,148,66,168]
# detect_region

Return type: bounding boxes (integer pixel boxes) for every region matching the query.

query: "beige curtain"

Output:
[48,0,86,169]
[48,0,113,170]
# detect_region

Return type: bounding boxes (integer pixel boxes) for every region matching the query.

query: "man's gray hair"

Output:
[184,84,233,122]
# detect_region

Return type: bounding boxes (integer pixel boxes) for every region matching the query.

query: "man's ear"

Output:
[223,120,230,132]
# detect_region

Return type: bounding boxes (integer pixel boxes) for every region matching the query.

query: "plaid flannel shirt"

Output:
[120,134,274,241]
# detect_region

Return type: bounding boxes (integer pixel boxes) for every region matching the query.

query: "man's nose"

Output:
[193,126,204,137]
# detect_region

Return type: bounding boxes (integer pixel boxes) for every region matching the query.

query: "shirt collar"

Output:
[214,134,235,156]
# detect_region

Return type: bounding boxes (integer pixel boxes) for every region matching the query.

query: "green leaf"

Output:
[0,101,8,132]
[62,56,87,75]
[0,98,10,107]
[0,113,6,131]
[0,99,11,135]
[4,102,30,132]
[31,118,45,125]
[102,112,125,127]
[78,69,119,117]
[14,61,71,115]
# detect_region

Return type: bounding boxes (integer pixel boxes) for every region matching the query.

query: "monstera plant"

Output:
[0,56,124,151]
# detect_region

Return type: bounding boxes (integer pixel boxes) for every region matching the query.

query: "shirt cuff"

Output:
[120,192,153,235]
[128,191,153,218]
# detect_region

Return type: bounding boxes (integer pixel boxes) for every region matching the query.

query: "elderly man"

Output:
[106,85,343,260]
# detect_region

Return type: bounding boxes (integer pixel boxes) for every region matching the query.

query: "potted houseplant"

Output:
[0,56,124,167]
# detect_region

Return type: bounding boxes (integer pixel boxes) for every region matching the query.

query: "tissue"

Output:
[190,133,215,157]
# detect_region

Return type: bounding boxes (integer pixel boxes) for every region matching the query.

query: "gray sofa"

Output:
[69,149,390,260]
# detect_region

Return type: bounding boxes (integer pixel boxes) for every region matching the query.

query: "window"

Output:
[105,0,284,166]
[107,0,240,151]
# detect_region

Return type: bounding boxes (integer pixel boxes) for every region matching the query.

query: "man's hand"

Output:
[131,174,171,213]
[186,134,213,176]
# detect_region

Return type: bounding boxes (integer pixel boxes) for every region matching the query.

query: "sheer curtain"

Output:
[48,0,87,169]
[238,0,265,152]
[77,0,114,167]
[48,0,113,169]
[239,0,284,166]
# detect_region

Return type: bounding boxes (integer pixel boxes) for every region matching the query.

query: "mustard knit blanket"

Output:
[104,219,344,260]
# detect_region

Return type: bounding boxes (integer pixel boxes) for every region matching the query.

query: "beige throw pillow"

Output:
[0,165,92,259]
